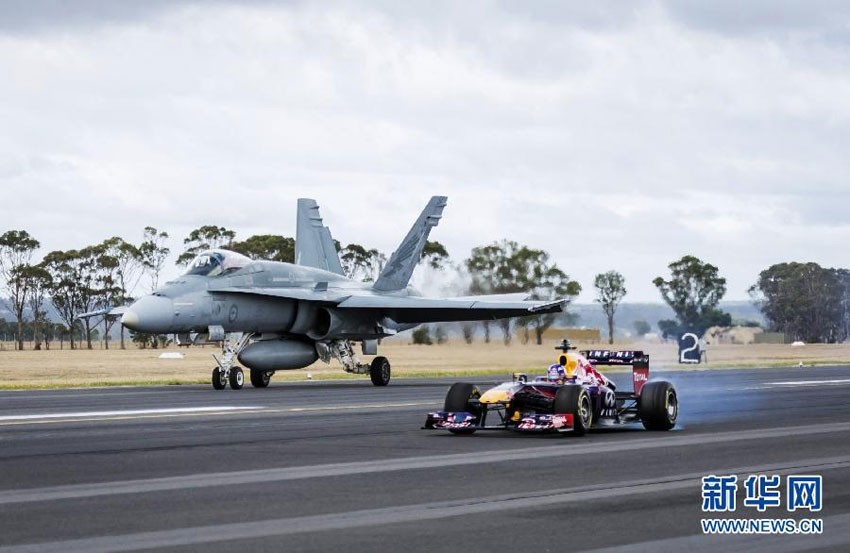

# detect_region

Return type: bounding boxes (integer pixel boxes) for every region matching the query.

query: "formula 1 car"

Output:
[423,347,677,436]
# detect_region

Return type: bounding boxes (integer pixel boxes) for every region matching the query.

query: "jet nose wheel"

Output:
[370,356,391,386]
[229,366,244,390]
[212,367,227,390]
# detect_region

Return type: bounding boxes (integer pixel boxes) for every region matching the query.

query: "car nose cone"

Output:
[121,295,174,333]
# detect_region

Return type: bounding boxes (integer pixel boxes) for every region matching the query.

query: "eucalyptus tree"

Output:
[420,240,450,270]
[0,230,40,350]
[339,244,385,282]
[750,262,845,343]
[653,255,730,335]
[466,240,579,345]
[41,250,83,349]
[177,225,235,266]
[139,226,170,292]
[594,270,627,345]
[101,237,144,348]
[22,265,51,350]
[231,235,295,262]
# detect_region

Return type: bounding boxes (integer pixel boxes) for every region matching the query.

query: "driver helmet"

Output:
[547,355,569,382]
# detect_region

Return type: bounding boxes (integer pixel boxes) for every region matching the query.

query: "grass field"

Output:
[1,338,849,389]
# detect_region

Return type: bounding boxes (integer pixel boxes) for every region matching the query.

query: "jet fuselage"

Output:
[122,257,418,340]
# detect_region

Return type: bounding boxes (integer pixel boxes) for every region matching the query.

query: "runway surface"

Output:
[0,365,849,552]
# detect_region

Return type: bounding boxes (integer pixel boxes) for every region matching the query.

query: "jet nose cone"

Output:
[121,295,174,333]
[121,310,140,330]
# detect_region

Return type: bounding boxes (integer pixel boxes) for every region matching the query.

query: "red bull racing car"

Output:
[423,344,677,436]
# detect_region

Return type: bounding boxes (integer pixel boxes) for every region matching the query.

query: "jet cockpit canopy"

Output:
[183,249,251,277]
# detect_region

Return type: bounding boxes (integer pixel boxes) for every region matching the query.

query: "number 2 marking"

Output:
[680,332,699,363]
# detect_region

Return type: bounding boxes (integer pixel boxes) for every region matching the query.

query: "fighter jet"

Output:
[120,197,564,389]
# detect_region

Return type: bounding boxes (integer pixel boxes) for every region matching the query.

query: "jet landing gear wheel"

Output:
[370,356,391,386]
[250,369,273,388]
[229,366,244,390]
[212,367,227,390]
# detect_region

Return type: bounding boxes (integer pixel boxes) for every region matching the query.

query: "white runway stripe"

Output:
[0,406,264,421]
[1,457,848,553]
[766,378,850,387]
[2,421,850,506]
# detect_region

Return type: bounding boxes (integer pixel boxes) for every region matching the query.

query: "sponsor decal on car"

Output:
[428,411,477,429]
[516,413,574,431]
[552,414,569,428]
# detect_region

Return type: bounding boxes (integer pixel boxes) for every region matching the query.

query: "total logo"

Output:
[634,372,648,382]
[552,415,568,428]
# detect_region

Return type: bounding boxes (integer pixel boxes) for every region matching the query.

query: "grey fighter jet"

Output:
[120,197,564,389]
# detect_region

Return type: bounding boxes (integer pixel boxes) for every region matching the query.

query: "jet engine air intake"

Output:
[305,307,342,340]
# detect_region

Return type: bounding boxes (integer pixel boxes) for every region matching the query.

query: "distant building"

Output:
[704,326,786,345]
[541,327,601,343]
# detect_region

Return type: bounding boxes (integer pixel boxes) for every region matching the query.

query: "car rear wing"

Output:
[580,350,650,395]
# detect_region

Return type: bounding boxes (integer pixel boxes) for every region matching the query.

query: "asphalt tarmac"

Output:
[0,365,849,552]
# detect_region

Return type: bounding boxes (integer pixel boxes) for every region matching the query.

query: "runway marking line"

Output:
[766,378,850,387]
[1,457,848,553]
[0,402,437,427]
[3,421,850,507]
[0,406,262,421]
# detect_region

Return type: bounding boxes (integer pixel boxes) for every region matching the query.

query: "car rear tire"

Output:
[370,356,391,386]
[639,381,678,431]
[444,383,481,435]
[553,385,592,436]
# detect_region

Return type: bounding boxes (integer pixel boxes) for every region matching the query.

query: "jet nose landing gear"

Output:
[211,366,244,390]
[212,367,227,390]
[211,333,263,391]
[229,367,244,389]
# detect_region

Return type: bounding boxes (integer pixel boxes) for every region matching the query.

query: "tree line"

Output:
[650,256,850,344]
[1,224,848,350]
[0,228,170,350]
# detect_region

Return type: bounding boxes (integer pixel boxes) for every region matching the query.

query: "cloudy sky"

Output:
[2,0,850,302]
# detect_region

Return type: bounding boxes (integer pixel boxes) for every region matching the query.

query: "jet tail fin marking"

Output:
[372,195,447,292]
[295,198,345,275]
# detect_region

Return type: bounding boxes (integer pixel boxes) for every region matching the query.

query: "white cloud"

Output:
[1,1,850,301]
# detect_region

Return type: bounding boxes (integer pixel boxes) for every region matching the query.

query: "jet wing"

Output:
[211,287,564,323]
[335,295,565,324]
[450,293,532,302]
[76,306,128,320]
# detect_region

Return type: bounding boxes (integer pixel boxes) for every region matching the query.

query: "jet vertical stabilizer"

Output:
[295,198,345,275]
[372,195,447,292]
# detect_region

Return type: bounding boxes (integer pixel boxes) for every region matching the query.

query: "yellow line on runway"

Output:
[0,401,439,427]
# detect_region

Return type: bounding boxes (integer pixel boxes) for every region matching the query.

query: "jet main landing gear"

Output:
[250,368,273,388]
[369,356,391,386]
[318,340,391,386]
